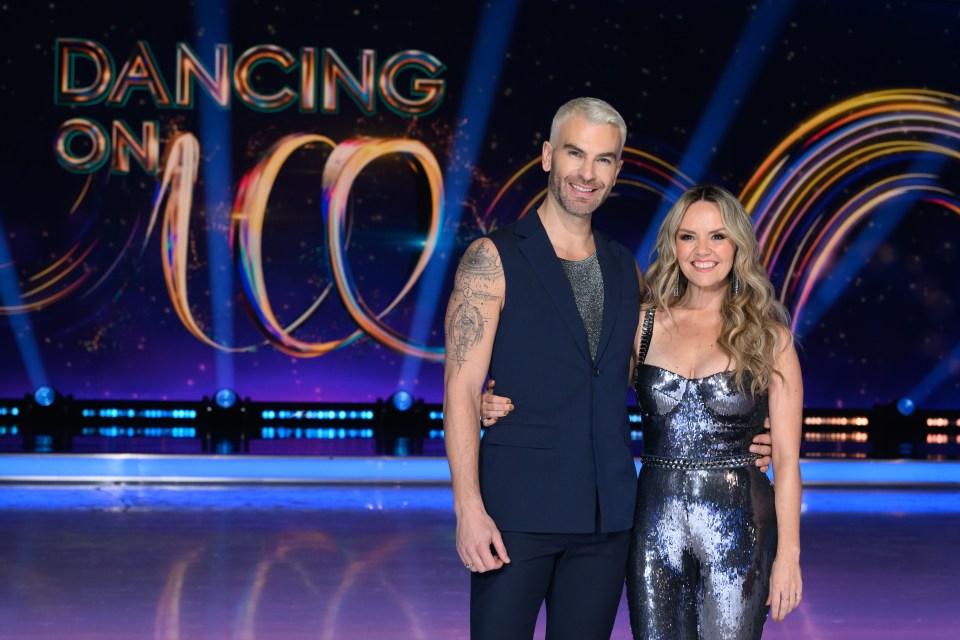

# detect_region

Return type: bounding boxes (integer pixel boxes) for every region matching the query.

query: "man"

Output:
[443,98,769,639]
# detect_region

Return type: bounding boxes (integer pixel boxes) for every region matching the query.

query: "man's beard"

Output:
[548,168,606,217]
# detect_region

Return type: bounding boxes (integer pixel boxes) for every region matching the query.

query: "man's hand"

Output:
[751,417,773,472]
[456,507,511,573]
[480,379,513,427]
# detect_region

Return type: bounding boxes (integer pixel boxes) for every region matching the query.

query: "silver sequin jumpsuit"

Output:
[628,310,777,639]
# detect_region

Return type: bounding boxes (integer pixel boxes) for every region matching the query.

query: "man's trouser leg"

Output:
[544,530,630,640]
[470,530,629,640]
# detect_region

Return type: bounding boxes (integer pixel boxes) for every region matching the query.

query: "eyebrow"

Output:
[676,227,728,234]
[561,143,619,160]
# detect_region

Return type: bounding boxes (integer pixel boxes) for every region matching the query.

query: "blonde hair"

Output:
[644,184,792,395]
[549,97,627,156]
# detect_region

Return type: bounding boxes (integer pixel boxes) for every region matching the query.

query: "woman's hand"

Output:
[766,556,802,622]
[480,379,513,426]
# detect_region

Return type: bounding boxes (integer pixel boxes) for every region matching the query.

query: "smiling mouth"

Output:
[692,261,718,269]
[568,183,598,194]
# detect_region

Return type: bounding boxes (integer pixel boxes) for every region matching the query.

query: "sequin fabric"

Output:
[558,252,603,361]
[628,363,777,640]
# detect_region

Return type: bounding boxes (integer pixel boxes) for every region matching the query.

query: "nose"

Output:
[577,160,596,182]
[695,238,711,254]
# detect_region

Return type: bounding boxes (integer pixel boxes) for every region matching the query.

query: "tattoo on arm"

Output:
[448,302,484,371]
[459,243,502,280]
[447,243,503,372]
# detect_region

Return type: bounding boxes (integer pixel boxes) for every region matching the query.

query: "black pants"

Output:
[470,529,630,640]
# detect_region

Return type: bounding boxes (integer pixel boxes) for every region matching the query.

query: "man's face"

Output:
[542,116,623,218]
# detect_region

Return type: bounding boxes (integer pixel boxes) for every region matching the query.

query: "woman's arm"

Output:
[766,327,803,622]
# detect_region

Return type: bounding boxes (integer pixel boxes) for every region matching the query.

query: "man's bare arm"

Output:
[443,237,509,572]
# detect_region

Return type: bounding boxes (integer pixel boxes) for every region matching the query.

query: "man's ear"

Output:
[541,141,553,172]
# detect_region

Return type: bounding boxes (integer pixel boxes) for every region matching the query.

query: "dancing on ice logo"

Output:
[52,38,447,174]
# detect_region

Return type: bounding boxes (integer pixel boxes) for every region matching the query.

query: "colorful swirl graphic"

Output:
[5,89,958,363]
[0,172,114,316]
[150,133,445,359]
[321,138,445,361]
[740,89,960,331]
[0,240,95,313]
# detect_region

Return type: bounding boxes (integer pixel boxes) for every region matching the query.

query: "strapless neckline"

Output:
[639,363,734,383]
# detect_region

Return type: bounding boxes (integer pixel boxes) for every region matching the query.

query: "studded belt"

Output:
[639,453,760,470]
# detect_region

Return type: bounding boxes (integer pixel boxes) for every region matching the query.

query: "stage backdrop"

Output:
[0,0,957,409]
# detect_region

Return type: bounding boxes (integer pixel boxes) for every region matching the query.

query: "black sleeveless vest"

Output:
[480,211,640,533]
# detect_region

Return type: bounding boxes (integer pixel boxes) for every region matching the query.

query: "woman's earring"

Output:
[674,272,683,298]
[732,274,741,295]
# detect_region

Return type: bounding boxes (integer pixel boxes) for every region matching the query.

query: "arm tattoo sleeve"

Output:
[447,243,503,372]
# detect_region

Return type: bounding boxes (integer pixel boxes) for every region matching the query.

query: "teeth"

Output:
[570,184,595,193]
[693,262,717,268]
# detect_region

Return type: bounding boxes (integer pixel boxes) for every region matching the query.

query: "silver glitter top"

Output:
[634,365,768,458]
[558,252,603,361]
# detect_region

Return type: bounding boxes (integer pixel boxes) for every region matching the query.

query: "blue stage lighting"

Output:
[214,388,239,409]
[398,0,521,390]
[897,398,916,416]
[391,390,414,412]
[33,386,57,407]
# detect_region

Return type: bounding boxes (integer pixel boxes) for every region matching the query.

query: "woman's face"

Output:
[674,200,737,295]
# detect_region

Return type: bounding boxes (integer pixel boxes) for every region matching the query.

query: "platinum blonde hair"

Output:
[643,184,793,395]
[549,97,627,156]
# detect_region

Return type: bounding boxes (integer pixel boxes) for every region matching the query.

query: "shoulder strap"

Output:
[637,308,656,365]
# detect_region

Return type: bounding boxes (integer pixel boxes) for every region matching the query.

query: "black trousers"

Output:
[470,529,630,640]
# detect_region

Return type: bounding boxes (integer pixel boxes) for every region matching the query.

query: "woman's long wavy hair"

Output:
[643,184,793,395]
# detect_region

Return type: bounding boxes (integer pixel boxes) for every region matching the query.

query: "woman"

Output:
[627,184,801,638]
[482,184,802,638]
